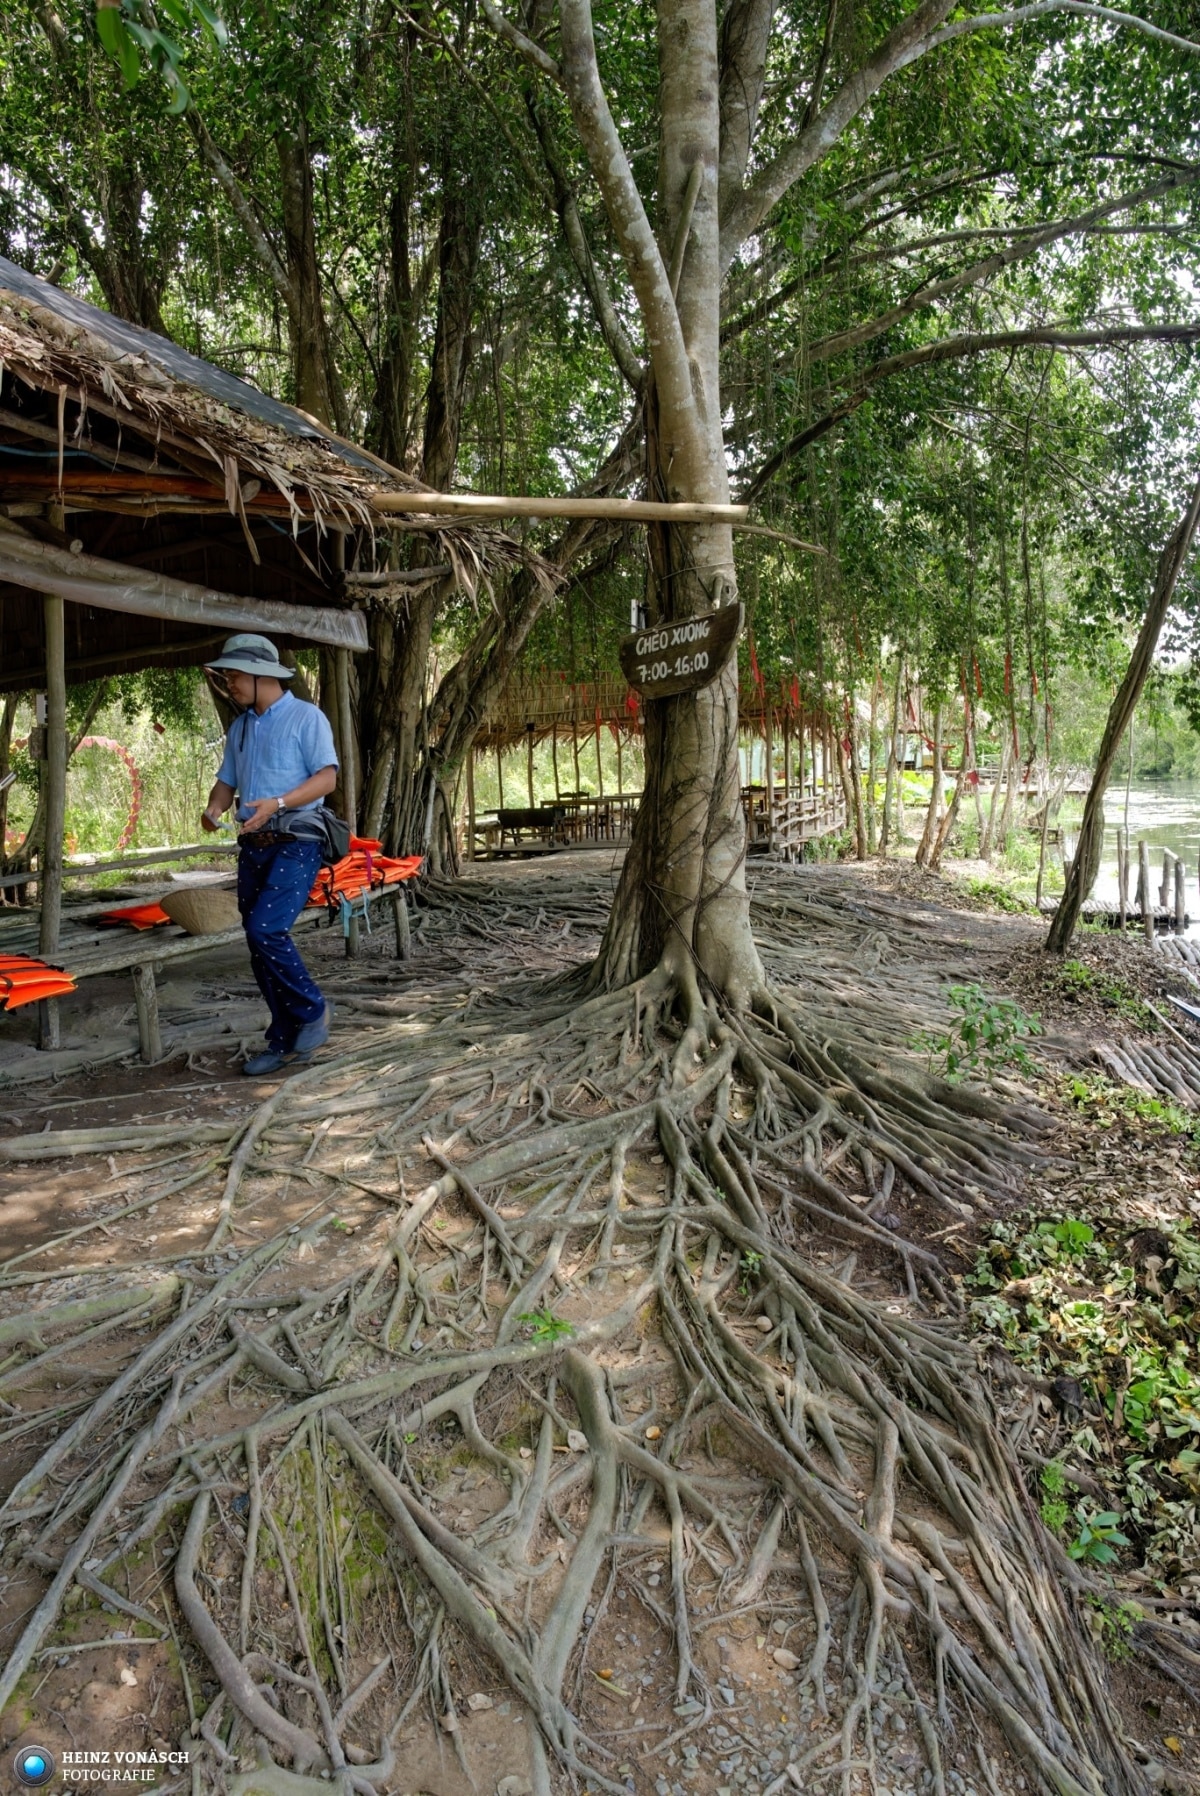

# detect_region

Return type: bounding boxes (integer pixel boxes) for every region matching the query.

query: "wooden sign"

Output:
[619,605,741,699]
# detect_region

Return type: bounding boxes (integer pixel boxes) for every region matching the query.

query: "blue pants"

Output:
[237,837,326,1052]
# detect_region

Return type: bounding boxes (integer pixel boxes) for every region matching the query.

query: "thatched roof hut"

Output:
[0,255,525,690]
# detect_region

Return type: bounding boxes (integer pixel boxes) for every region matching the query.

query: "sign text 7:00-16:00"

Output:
[617,606,741,700]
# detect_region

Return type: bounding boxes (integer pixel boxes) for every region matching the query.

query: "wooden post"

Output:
[595,725,604,798]
[764,707,775,847]
[1160,850,1173,912]
[496,746,505,809]
[1140,840,1154,945]
[392,888,411,960]
[616,729,623,796]
[1175,855,1187,934]
[38,591,67,1051]
[526,724,536,808]
[572,718,582,793]
[131,962,163,1064]
[335,648,358,835]
[466,751,476,861]
[1117,826,1128,931]
[551,729,561,801]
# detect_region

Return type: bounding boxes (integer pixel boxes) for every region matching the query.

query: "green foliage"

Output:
[921,984,1041,1081]
[95,0,227,111]
[1055,961,1154,1027]
[963,878,1033,915]
[967,1207,1200,1575]
[738,1250,763,1296]
[517,1309,574,1344]
[1038,1460,1072,1534]
[1067,1509,1131,1566]
[1065,1072,1199,1141]
[1083,1593,1140,1661]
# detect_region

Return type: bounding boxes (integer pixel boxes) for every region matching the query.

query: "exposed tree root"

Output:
[0,868,1168,1794]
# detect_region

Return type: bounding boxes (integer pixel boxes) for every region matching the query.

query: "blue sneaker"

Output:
[243,1047,292,1076]
[293,1002,333,1056]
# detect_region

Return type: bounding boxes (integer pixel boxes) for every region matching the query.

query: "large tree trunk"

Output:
[376,186,482,856]
[582,0,763,1007]
[914,704,943,867]
[277,126,346,432]
[1047,471,1200,952]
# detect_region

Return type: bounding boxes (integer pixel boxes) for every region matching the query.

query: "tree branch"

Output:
[186,110,294,309]
[479,0,562,81]
[929,1,1200,58]
[721,0,1199,271]
[717,0,776,218]
[805,167,1200,364]
[557,0,695,428]
[720,0,959,270]
[525,95,645,389]
[739,321,1200,499]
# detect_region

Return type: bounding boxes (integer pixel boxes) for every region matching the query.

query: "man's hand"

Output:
[200,808,222,834]
[240,796,281,835]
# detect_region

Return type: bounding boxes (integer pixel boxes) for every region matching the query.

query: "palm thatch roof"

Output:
[0,256,550,689]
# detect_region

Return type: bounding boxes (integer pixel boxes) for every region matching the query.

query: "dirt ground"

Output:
[1,852,1198,1796]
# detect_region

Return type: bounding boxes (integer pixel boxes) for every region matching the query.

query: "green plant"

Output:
[517,1309,575,1344]
[967,1207,1200,1576]
[1039,1460,1072,1534]
[964,877,1032,914]
[1065,1072,1198,1139]
[1056,960,1154,1026]
[922,983,1041,1080]
[738,1249,763,1295]
[1085,1593,1140,1660]
[1067,1507,1131,1566]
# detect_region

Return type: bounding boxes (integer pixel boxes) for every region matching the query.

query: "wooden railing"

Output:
[741,784,847,854]
[470,783,848,859]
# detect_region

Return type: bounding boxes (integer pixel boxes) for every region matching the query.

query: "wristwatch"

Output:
[276,797,286,814]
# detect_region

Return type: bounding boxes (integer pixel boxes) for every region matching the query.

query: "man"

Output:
[201,634,338,1076]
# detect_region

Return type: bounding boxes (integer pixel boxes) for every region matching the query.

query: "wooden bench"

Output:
[55,880,418,1064]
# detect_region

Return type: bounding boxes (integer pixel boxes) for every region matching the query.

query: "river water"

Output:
[1062,780,1200,915]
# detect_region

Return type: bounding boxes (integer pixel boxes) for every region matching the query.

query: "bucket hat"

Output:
[205,634,295,679]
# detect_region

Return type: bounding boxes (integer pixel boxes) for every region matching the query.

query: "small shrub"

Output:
[517,1308,575,1343]
[964,877,1032,914]
[921,983,1041,1080]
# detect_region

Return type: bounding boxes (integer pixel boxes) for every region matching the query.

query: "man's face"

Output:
[224,670,257,708]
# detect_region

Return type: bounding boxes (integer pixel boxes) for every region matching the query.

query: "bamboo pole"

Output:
[38,591,67,1051]
[335,648,358,834]
[1160,850,1173,911]
[1175,855,1187,934]
[764,706,775,847]
[526,725,536,808]
[551,729,561,802]
[595,725,604,798]
[1117,826,1128,931]
[1140,840,1154,945]
[496,747,505,810]
[369,491,749,524]
[466,752,476,861]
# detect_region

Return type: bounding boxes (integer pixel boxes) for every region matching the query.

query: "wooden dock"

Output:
[1036,896,1186,932]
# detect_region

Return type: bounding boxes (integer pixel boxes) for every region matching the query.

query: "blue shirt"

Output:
[217,690,338,822]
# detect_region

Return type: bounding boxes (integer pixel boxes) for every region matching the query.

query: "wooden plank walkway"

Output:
[1036,896,1185,930]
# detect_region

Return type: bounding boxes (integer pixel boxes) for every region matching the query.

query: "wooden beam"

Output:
[0,528,368,650]
[370,490,749,524]
[38,589,67,1050]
